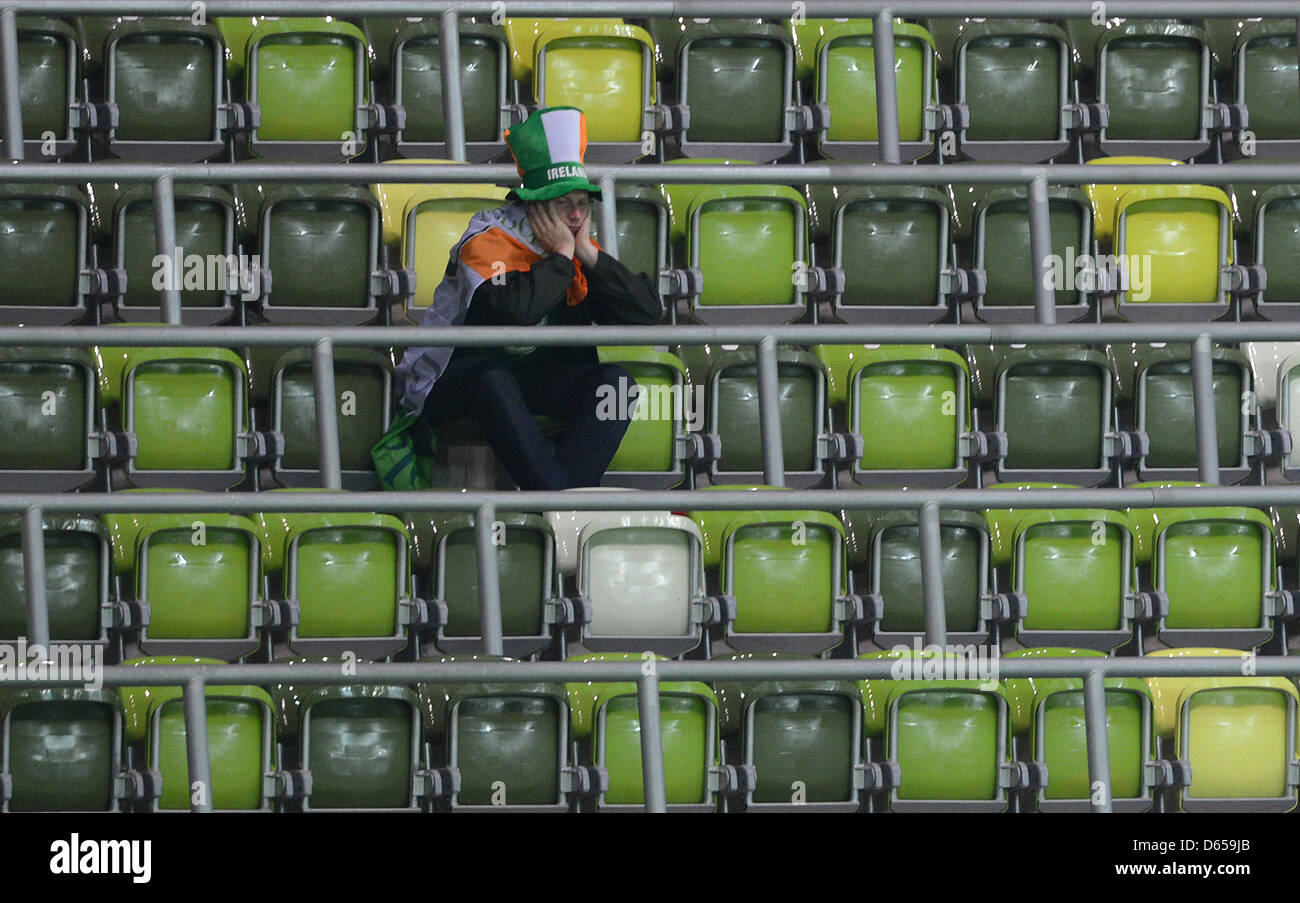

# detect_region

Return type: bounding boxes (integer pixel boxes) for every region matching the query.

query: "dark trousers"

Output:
[422,351,635,490]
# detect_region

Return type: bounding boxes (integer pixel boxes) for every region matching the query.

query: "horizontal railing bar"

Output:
[8,162,1300,185]
[0,654,1286,690]
[0,486,1297,513]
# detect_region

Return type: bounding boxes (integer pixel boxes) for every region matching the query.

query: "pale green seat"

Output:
[596,346,688,488]
[0,689,123,812]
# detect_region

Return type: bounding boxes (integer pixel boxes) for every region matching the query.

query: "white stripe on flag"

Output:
[540,108,582,164]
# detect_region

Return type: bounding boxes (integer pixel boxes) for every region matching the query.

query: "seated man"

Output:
[396,107,662,490]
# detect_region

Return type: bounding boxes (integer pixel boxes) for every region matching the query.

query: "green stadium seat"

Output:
[102,18,225,160]
[715,655,865,811]
[118,657,277,811]
[213,15,259,79]
[255,510,417,659]
[1002,647,1155,812]
[16,17,78,160]
[254,184,390,325]
[590,184,669,308]
[950,20,1072,161]
[0,347,98,491]
[0,689,123,812]
[567,653,722,811]
[1247,185,1300,317]
[421,660,572,811]
[104,510,262,660]
[243,18,371,160]
[502,17,615,81]
[0,515,110,645]
[1096,21,1214,158]
[109,183,239,324]
[1274,351,1300,479]
[812,20,938,161]
[96,343,253,490]
[596,347,689,489]
[982,481,1084,568]
[389,19,510,160]
[860,649,1011,812]
[0,183,98,325]
[1233,21,1300,156]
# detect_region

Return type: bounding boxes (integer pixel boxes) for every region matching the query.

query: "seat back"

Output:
[0,347,96,490]
[401,183,511,323]
[0,516,109,644]
[300,686,422,810]
[1097,22,1212,157]
[597,346,687,488]
[16,17,78,159]
[1,689,121,812]
[0,184,91,324]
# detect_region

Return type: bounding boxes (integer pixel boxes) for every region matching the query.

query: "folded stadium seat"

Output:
[1272,352,1300,480]
[982,481,1084,568]
[1094,21,1215,158]
[1082,155,1186,244]
[242,18,372,161]
[0,183,99,325]
[666,20,797,162]
[595,347,690,489]
[1233,20,1300,157]
[0,689,124,812]
[949,20,1072,161]
[689,496,854,654]
[100,18,225,161]
[1001,647,1155,813]
[386,18,510,161]
[787,17,855,84]
[95,340,254,490]
[860,649,1011,812]
[528,22,658,161]
[103,509,263,660]
[861,508,992,648]
[1110,185,1237,322]
[0,515,111,646]
[253,508,418,660]
[255,347,394,489]
[714,654,865,811]
[1147,648,1299,812]
[421,658,572,811]
[411,510,556,657]
[0,347,98,491]
[590,184,670,302]
[967,185,1095,323]
[254,184,391,325]
[1005,509,1138,651]
[567,652,723,811]
[1242,341,1300,416]
[502,17,614,82]
[812,19,938,162]
[118,656,278,811]
[15,17,79,160]
[819,186,954,324]
[689,346,832,488]
[1110,343,1254,483]
[965,344,1118,486]
[108,183,239,324]
[812,344,972,487]
[273,681,425,811]
[1246,185,1300,318]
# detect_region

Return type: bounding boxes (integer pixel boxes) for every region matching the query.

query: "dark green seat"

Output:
[1097,22,1213,158]
[0,689,122,812]
[715,661,864,812]
[0,347,97,491]
[1234,21,1300,155]
[16,17,78,160]
[971,185,1094,323]
[389,19,510,161]
[0,516,109,644]
[1249,185,1300,318]
[596,346,687,488]
[110,183,238,324]
[673,21,795,162]
[103,18,224,160]
[422,662,570,811]
[266,347,394,489]
[0,183,95,325]
[866,509,990,647]
[590,184,669,310]
[256,184,387,325]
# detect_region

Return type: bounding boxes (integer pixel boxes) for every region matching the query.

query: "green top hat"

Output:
[505,106,604,203]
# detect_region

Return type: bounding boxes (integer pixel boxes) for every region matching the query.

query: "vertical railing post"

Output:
[439,8,467,162]
[311,338,342,490]
[918,500,947,648]
[0,7,21,161]
[1083,669,1113,813]
[637,669,668,813]
[21,506,49,653]
[474,501,504,656]
[598,174,619,258]
[183,676,214,813]
[1191,333,1220,484]
[756,336,786,487]
[1028,175,1057,325]
[153,175,182,325]
[873,9,900,164]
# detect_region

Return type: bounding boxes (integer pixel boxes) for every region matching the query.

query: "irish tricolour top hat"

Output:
[504,106,604,203]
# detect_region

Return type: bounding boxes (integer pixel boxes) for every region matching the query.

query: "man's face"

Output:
[550,190,592,236]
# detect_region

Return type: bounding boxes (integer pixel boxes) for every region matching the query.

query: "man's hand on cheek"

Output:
[574,210,599,268]
[527,201,576,260]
